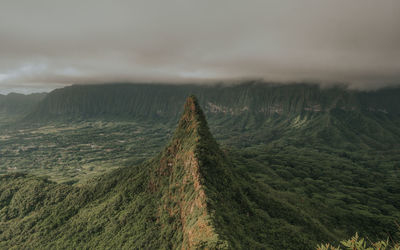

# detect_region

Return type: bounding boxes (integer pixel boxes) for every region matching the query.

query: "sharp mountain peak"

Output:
[151,95,230,248]
[0,93,349,249]
[178,95,207,129]
[175,95,215,142]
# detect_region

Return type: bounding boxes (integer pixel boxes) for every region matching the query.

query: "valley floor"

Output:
[0,115,399,247]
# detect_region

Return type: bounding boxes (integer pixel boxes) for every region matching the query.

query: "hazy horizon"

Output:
[1,0,399,93]
[4,79,400,95]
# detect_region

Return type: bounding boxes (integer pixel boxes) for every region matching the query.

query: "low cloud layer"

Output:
[1,0,400,93]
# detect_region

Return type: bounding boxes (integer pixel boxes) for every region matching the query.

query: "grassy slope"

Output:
[0,96,339,249]
[1,84,400,248]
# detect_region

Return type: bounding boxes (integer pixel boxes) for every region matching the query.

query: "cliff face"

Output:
[0,92,45,114]
[26,83,400,122]
[22,83,400,150]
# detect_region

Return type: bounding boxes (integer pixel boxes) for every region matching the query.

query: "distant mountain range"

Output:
[1,82,399,151]
[0,96,336,249]
[24,82,400,121]
[1,85,399,248]
[0,92,45,115]
[13,82,398,150]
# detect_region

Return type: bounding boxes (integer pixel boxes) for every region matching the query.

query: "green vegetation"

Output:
[0,92,45,126]
[0,83,399,248]
[0,96,334,249]
[318,232,400,250]
[0,92,45,115]
[0,121,171,183]
[230,145,400,244]
[24,82,400,122]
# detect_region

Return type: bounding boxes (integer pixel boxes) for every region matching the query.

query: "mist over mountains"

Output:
[23,82,400,120]
[1,1,400,248]
[1,1,400,93]
[18,83,399,149]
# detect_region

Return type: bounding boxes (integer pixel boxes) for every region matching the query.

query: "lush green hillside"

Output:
[2,104,399,247]
[24,82,400,151]
[0,92,46,115]
[2,85,399,248]
[26,82,400,121]
[0,92,46,126]
[0,96,338,249]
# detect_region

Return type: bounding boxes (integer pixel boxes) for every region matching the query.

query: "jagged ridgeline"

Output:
[23,83,400,150]
[0,96,335,249]
[25,82,400,122]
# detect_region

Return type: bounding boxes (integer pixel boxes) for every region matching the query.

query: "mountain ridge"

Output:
[0,95,337,249]
[0,92,46,115]
[24,82,400,122]
[19,82,400,152]
[151,95,227,248]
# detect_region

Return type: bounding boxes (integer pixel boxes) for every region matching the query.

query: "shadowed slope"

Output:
[151,95,228,248]
[151,96,336,249]
[0,95,337,249]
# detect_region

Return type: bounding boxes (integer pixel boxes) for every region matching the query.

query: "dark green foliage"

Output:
[229,145,400,245]
[0,121,171,182]
[1,84,399,249]
[0,92,45,115]
[25,82,400,123]
[0,92,46,126]
[0,166,163,249]
[318,232,400,249]
[0,96,336,249]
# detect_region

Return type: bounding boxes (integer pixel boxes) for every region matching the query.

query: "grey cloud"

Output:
[0,0,399,93]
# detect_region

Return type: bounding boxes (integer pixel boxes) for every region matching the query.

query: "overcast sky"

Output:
[0,0,399,93]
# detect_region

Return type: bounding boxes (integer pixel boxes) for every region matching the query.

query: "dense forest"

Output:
[0,83,399,249]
